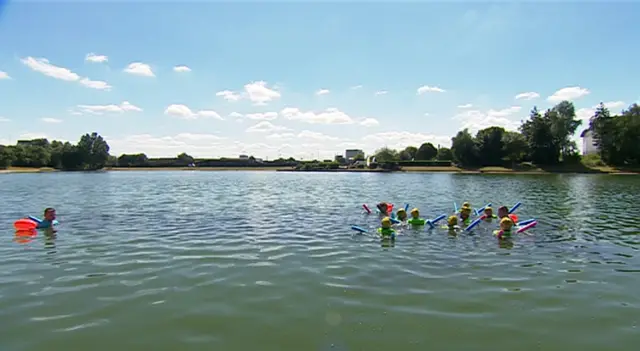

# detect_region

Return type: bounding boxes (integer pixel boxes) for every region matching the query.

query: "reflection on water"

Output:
[0,171,639,351]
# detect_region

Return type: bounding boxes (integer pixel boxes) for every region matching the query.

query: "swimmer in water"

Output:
[494,216,515,239]
[446,215,460,232]
[407,208,426,225]
[497,205,518,223]
[396,208,407,222]
[459,206,472,226]
[376,202,391,217]
[482,206,497,221]
[377,217,396,240]
[37,208,56,229]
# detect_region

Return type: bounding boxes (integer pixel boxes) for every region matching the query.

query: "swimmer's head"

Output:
[497,206,509,218]
[447,215,458,227]
[484,206,493,217]
[462,202,471,208]
[410,208,420,219]
[377,202,389,214]
[381,217,392,229]
[44,208,56,221]
[500,217,514,231]
[396,208,407,220]
[460,206,471,219]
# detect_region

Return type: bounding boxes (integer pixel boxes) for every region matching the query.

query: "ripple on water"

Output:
[1,172,640,350]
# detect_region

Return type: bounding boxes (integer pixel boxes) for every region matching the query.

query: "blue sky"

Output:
[0,0,638,160]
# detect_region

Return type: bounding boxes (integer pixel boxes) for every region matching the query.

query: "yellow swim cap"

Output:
[397,208,406,214]
[381,217,392,226]
[461,206,472,213]
[447,215,458,226]
[410,208,419,215]
[462,202,471,207]
[500,217,513,225]
[484,206,493,211]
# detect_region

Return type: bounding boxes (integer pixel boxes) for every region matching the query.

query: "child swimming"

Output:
[482,206,497,221]
[497,205,518,223]
[407,208,426,225]
[37,208,56,229]
[396,208,407,222]
[377,217,396,240]
[376,202,393,217]
[459,206,472,226]
[494,216,515,239]
[446,215,460,232]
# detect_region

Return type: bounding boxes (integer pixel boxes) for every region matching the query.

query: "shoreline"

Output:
[2,165,638,175]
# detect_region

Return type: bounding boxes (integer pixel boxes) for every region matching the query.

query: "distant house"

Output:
[239,154,249,160]
[580,129,599,155]
[345,149,363,161]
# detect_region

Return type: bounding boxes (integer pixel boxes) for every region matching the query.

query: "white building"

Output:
[580,129,599,155]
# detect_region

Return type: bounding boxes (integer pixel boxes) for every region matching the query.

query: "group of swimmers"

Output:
[374,202,519,240]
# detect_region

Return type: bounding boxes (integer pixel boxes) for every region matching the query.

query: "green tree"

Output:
[404,146,418,160]
[436,147,453,161]
[451,129,478,167]
[475,126,506,166]
[77,132,110,170]
[415,142,438,160]
[118,153,149,167]
[353,152,365,161]
[374,147,399,163]
[0,145,16,168]
[520,107,557,165]
[177,152,195,165]
[502,131,528,165]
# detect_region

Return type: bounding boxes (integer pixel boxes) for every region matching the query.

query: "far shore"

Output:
[2,165,639,175]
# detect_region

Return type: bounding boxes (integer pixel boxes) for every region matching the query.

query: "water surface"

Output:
[1,171,639,350]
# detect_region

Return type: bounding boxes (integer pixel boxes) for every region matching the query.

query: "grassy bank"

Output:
[2,165,639,174]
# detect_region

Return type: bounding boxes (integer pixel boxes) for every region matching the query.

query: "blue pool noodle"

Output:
[390,218,400,224]
[516,218,536,226]
[351,226,368,233]
[454,202,458,212]
[431,214,446,224]
[509,202,522,214]
[405,203,409,212]
[28,216,59,226]
[465,217,483,232]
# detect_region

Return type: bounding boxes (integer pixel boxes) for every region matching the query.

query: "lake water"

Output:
[1,171,639,350]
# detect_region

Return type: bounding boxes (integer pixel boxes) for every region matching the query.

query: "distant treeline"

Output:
[2,100,638,171]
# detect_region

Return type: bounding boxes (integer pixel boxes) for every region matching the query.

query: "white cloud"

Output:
[79,78,112,90]
[266,132,296,140]
[173,65,191,73]
[41,117,62,123]
[374,90,387,95]
[514,92,540,100]
[360,118,380,127]
[245,112,278,121]
[316,89,330,95]
[164,104,222,120]
[576,101,626,125]
[74,101,143,115]
[457,103,473,108]
[297,130,339,141]
[229,112,243,119]
[215,90,241,102]
[246,121,290,133]
[417,85,446,94]
[547,86,590,103]
[424,113,430,116]
[123,62,155,77]
[281,107,355,125]
[350,85,363,90]
[0,71,10,79]
[85,53,108,63]
[244,81,281,105]
[20,56,111,90]
[0,116,10,122]
[453,106,522,133]
[362,131,451,151]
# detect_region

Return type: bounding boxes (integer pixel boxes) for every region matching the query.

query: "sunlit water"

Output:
[1,171,639,350]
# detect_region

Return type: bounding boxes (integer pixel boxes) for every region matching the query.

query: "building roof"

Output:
[580,128,591,138]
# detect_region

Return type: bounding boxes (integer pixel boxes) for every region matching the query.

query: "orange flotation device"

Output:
[14,218,38,231]
[509,214,519,223]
